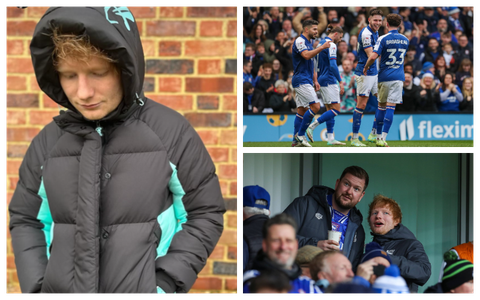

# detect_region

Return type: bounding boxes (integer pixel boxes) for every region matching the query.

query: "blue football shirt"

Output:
[373,30,409,82]
[292,34,314,88]
[327,194,349,250]
[316,37,338,86]
[355,26,379,76]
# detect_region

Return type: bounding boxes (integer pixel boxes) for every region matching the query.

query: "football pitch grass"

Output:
[244,140,473,147]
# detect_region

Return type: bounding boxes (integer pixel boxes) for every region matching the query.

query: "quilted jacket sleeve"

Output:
[9,129,52,293]
[155,122,225,293]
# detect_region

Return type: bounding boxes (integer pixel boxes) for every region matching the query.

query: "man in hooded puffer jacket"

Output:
[9,7,225,293]
[368,195,431,293]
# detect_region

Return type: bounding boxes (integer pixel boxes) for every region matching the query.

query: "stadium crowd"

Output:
[243,167,474,293]
[243,7,473,114]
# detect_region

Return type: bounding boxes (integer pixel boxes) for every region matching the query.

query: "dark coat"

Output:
[283,185,365,272]
[243,89,266,112]
[243,214,269,271]
[398,85,421,112]
[270,92,296,112]
[9,7,224,293]
[372,224,431,293]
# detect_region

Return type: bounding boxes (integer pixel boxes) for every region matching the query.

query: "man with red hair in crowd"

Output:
[368,195,431,292]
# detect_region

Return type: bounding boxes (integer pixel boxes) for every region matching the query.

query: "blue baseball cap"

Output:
[243,185,270,209]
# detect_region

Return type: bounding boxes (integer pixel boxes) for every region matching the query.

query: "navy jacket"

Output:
[283,185,365,272]
[372,224,431,293]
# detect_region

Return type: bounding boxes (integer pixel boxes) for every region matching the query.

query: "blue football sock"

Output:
[352,107,364,134]
[298,109,315,136]
[383,106,396,133]
[372,119,377,134]
[375,106,386,134]
[293,113,303,141]
[326,118,335,134]
[316,109,338,125]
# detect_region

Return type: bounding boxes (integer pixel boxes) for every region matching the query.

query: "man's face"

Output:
[263,67,272,78]
[57,56,123,121]
[369,205,399,235]
[326,253,355,284]
[369,14,383,32]
[338,41,347,52]
[333,33,344,44]
[404,73,412,85]
[428,39,439,50]
[270,7,279,18]
[437,19,448,32]
[459,36,469,47]
[342,59,352,73]
[441,34,452,45]
[283,20,292,31]
[306,25,318,40]
[245,47,254,57]
[257,45,265,54]
[407,48,416,59]
[452,280,474,293]
[425,8,434,17]
[262,224,298,269]
[334,173,366,213]
[244,62,252,73]
[328,10,338,21]
[276,32,286,42]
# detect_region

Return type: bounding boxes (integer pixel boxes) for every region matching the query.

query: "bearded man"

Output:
[283,166,368,272]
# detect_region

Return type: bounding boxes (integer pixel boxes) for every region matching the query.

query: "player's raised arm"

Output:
[301,41,331,60]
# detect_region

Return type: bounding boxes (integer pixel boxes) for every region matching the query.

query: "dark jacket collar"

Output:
[371,223,417,243]
[252,250,302,280]
[305,185,363,224]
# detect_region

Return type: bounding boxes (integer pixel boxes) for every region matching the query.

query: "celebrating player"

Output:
[291,19,331,147]
[306,24,346,146]
[363,14,409,147]
[351,9,384,147]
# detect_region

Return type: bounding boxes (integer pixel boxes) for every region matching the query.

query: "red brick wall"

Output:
[6,6,237,293]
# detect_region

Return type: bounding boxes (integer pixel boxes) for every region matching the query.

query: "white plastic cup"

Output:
[328,230,341,248]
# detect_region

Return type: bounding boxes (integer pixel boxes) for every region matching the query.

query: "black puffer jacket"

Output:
[372,224,431,293]
[9,7,225,293]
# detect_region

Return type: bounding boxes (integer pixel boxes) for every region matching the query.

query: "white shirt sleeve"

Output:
[329,43,337,59]
[295,37,307,52]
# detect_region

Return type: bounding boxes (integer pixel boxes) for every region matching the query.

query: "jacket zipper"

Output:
[95,120,106,291]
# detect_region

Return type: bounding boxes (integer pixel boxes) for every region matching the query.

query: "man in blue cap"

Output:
[243,185,271,271]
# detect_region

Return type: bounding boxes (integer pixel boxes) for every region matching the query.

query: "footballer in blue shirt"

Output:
[306,24,346,146]
[363,14,409,147]
[351,9,383,147]
[291,19,331,147]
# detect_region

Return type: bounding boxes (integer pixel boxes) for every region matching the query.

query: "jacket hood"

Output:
[372,223,417,243]
[30,7,145,119]
[264,39,275,52]
[252,250,302,280]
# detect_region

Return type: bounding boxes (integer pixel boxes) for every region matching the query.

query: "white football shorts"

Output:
[356,75,378,97]
[294,84,320,108]
[319,84,340,105]
[377,80,404,104]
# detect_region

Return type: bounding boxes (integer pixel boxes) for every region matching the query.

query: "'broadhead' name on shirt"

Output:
[386,39,408,45]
